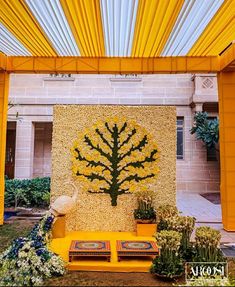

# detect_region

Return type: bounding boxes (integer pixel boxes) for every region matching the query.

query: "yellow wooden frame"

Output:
[0,56,220,73]
[218,71,235,230]
[220,43,235,71]
[1,51,235,230]
[0,72,9,224]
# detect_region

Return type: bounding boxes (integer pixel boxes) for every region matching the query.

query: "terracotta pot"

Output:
[135,219,155,224]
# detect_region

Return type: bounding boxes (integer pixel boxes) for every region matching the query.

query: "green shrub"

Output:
[42,192,50,207]
[134,207,156,221]
[190,112,219,150]
[4,177,51,208]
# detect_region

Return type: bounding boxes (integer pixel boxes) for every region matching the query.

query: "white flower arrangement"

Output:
[0,212,65,286]
[184,276,232,286]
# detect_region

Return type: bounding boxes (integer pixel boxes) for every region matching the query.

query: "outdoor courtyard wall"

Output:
[7,74,220,194]
[51,105,176,232]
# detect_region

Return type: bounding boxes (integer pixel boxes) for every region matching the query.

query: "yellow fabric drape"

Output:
[189,0,235,56]
[0,0,57,56]
[60,0,105,57]
[131,0,184,57]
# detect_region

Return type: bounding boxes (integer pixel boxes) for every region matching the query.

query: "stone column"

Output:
[15,120,35,179]
[192,102,203,113]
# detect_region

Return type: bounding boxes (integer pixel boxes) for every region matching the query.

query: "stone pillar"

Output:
[193,103,203,113]
[15,120,35,179]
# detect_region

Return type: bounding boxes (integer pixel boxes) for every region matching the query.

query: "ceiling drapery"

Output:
[0,0,233,58]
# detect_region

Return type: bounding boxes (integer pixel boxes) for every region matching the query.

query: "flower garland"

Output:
[0,213,65,286]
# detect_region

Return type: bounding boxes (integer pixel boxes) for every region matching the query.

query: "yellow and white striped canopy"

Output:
[0,0,234,58]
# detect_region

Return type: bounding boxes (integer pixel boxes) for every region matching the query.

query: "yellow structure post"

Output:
[0,72,9,224]
[218,72,235,231]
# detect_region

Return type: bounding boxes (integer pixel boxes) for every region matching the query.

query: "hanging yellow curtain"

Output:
[188,0,235,56]
[131,0,184,57]
[0,0,57,56]
[60,0,105,57]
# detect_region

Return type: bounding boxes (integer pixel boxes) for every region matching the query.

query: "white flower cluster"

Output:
[0,212,65,286]
[185,277,231,286]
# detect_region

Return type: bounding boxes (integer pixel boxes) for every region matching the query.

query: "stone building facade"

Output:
[6,73,219,194]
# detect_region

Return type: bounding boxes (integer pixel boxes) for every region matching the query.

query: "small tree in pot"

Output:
[134,190,157,236]
[134,190,156,223]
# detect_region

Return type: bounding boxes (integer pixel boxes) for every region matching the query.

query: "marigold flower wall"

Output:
[51,105,176,232]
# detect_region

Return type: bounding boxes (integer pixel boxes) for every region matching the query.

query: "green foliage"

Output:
[134,190,156,221]
[42,192,50,206]
[151,230,184,278]
[190,112,219,150]
[5,177,51,208]
[13,188,30,209]
[134,207,156,221]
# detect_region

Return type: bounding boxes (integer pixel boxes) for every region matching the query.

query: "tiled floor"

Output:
[177,192,235,243]
[177,192,222,223]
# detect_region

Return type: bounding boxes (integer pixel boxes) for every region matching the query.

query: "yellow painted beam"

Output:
[131,0,184,57]
[0,0,57,56]
[188,0,235,56]
[218,71,235,231]
[220,43,235,71]
[5,56,220,74]
[0,72,9,225]
[60,0,105,57]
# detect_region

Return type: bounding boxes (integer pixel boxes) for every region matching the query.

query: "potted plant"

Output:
[156,204,179,232]
[190,112,219,161]
[193,226,224,263]
[134,190,157,236]
[151,230,184,280]
[165,215,196,260]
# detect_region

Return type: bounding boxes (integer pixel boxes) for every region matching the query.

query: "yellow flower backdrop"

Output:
[71,117,159,206]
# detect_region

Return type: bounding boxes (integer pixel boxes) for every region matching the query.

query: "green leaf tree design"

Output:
[71,118,159,206]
